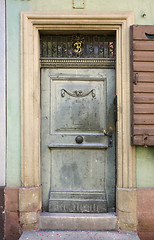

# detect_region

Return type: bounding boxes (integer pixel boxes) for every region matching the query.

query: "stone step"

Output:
[39,212,117,231]
[20,230,140,240]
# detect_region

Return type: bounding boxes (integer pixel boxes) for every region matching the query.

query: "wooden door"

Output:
[41,68,115,213]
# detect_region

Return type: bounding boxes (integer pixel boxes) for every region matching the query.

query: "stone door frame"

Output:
[20,12,137,230]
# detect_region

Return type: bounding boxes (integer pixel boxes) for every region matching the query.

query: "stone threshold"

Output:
[39,212,118,231]
[20,230,140,240]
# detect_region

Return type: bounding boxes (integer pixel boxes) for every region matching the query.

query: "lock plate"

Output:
[108,132,113,147]
[103,130,113,147]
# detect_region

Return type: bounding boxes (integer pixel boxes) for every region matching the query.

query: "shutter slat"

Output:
[134,93,154,103]
[133,51,154,61]
[134,72,154,82]
[134,125,154,135]
[134,83,154,93]
[134,114,154,124]
[134,104,154,113]
[134,136,154,146]
[133,25,154,40]
[133,62,154,72]
[134,41,154,51]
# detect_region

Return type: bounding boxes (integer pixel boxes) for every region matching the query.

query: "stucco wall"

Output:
[6,0,154,186]
[0,0,6,187]
[137,147,154,187]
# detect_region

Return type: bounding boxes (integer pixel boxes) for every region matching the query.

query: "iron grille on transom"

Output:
[40,34,116,58]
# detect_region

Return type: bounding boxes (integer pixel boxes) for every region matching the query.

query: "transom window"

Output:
[40,33,116,59]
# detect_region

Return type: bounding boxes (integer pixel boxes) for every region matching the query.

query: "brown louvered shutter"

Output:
[130,25,154,146]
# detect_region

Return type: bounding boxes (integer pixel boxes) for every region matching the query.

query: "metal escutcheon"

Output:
[75,135,83,144]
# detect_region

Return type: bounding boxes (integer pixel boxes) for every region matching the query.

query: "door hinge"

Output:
[114,95,117,122]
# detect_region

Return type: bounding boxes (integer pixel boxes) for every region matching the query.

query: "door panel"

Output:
[41,68,115,213]
[51,149,106,190]
[51,79,106,132]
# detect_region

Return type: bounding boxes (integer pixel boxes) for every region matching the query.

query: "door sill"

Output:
[39,212,117,231]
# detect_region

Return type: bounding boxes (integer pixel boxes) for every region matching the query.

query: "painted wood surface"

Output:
[130,25,154,146]
[41,68,115,213]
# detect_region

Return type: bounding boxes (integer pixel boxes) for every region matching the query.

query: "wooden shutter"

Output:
[130,25,154,146]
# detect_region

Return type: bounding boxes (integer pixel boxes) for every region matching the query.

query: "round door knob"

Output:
[75,135,83,144]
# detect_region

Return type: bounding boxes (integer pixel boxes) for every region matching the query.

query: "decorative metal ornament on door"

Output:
[61,89,96,98]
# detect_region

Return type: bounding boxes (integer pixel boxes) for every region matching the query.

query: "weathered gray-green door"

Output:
[41,68,115,213]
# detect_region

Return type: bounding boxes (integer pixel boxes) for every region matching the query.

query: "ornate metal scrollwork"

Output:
[40,34,115,59]
[61,89,96,98]
[73,40,82,53]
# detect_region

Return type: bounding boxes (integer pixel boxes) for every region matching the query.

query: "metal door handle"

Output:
[75,135,83,144]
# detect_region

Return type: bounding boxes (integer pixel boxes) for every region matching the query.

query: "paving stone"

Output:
[19,187,41,212]
[117,188,137,231]
[137,189,154,233]
[20,212,39,225]
[138,212,154,232]
[0,186,4,240]
[5,187,19,212]
[118,211,137,231]
[22,223,39,232]
[5,212,21,240]
[138,231,154,240]
[137,189,154,213]
[19,230,140,240]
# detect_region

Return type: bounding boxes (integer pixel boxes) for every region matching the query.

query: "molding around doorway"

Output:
[40,58,116,68]
[20,12,135,191]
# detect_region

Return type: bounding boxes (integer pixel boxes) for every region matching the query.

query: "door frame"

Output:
[20,11,137,229]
